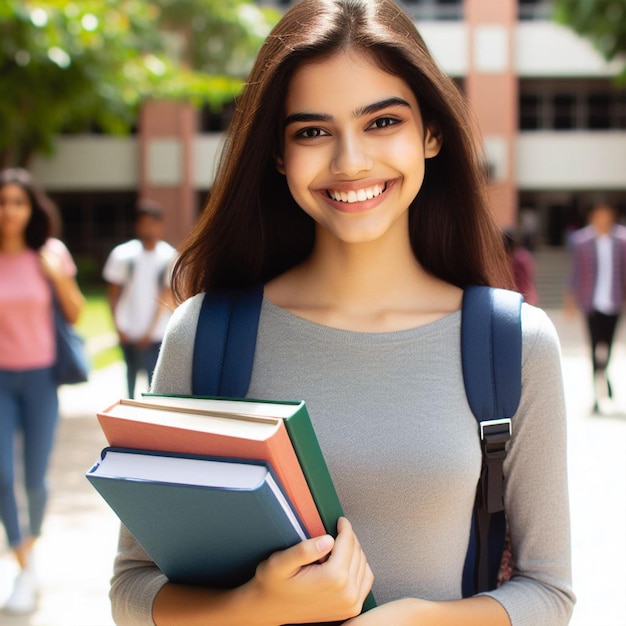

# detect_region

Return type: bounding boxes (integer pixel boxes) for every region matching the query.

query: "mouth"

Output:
[326,183,387,204]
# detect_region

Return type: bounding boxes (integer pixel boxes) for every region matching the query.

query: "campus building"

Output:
[30,0,626,275]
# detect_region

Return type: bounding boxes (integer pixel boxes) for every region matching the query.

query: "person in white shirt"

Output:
[102,200,177,398]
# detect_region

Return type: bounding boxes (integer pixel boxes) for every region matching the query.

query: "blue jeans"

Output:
[120,341,161,398]
[0,367,59,547]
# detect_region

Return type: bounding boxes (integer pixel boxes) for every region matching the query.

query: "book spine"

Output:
[285,404,377,612]
[284,404,344,536]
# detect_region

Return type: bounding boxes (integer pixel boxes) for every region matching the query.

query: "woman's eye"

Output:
[371,117,399,129]
[296,127,325,139]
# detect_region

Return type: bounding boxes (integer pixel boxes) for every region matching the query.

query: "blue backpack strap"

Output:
[191,282,522,596]
[192,285,263,397]
[461,286,523,596]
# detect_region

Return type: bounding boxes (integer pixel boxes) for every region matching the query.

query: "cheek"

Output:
[14,203,32,219]
[388,138,426,191]
[387,133,425,167]
[283,149,319,197]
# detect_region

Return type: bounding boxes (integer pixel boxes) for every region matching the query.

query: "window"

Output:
[199,101,236,132]
[552,94,575,130]
[519,94,542,130]
[588,94,612,130]
[398,0,463,20]
[518,0,553,21]
[519,80,625,131]
[49,191,138,275]
[616,92,626,129]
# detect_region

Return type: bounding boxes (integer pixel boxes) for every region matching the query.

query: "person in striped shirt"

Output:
[565,201,626,413]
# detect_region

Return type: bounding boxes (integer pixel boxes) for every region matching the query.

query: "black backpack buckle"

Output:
[480,418,511,513]
[480,418,511,460]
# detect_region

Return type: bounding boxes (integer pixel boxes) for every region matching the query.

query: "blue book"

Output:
[86,447,308,588]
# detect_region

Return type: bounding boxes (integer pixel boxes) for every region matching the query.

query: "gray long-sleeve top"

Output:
[110,294,575,625]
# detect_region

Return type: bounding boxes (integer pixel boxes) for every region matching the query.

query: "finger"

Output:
[351,537,367,587]
[344,525,371,602]
[265,534,335,580]
[326,517,358,571]
[338,517,373,603]
[336,516,350,533]
[356,553,374,604]
[320,516,370,610]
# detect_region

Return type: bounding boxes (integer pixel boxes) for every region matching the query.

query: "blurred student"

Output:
[503,231,538,305]
[565,201,626,413]
[519,206,539,252]
[0,168,84,613]
[102,200,177,399]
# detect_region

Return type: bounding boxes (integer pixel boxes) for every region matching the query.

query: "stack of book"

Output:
[86,394,343,589]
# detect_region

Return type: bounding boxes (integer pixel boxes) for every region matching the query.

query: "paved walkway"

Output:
[0,311,624,626]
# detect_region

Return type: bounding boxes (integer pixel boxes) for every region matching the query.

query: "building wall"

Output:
[465,0,518,227]
[139,100,197,247]
[29,1,626,256]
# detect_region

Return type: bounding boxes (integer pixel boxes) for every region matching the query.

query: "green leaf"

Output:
[0,0,280,166]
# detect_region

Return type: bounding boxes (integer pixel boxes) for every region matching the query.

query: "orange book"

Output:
[97,397,326,537]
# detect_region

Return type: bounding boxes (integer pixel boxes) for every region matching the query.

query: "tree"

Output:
[553,0,626,82]
[0,0,279,167]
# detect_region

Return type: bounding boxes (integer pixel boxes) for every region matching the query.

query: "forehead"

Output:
[285,51,416,114]
[0,183,29,198]
[591,204,616,217]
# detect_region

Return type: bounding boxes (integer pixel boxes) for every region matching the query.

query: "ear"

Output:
[424,125,442,159]
[275,154,286,175]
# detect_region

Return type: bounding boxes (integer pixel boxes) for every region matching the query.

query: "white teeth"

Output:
[329,184,384,203]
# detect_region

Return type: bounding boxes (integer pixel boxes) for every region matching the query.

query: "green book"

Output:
[142,393,376,612]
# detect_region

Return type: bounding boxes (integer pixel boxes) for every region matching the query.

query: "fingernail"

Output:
[316,535,334,552]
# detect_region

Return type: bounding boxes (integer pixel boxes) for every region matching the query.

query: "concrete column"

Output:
[139,100,198,247]
[465,0,518,229]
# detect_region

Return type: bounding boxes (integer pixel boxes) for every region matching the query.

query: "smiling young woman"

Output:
[109,1,575,625]
[278,52,441,243]
[269,50,447,330]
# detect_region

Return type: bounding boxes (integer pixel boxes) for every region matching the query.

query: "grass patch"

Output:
[77,285,122,370]
[92,346,123,370]
[76,287,115,339]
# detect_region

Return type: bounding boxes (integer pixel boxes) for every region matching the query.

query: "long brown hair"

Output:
[172,0,512,301]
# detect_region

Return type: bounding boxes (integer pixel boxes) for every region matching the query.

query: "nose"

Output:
[330,133,373,177]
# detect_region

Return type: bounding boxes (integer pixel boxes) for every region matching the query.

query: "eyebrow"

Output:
[284,96,412,127]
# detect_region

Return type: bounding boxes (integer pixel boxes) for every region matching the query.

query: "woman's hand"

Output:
[245,517,374,625]
[40,248,85,324]
[39,247,65,281]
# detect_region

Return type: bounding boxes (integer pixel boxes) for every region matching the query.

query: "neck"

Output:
[292,216,461,317]
[141,239,158,251]
[594,225,612,236]
[306,231,423,306]
[265,215,464,331]
[0,235,28,254]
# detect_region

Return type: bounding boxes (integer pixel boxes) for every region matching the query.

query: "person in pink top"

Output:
[0,168,85,614]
